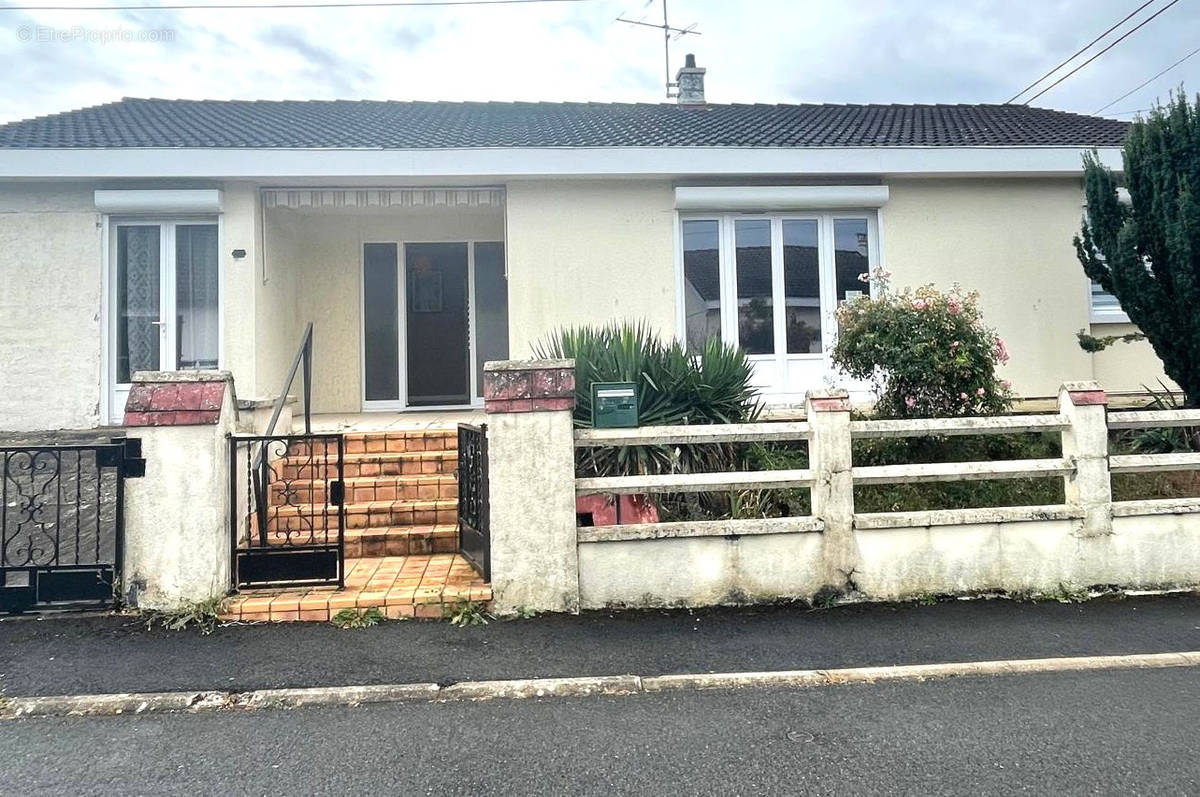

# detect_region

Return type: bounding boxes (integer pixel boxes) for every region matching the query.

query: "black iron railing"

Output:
[230,433,344,589]
[1,438,141,612]
[456,423,490,580]
[252,322,314,538]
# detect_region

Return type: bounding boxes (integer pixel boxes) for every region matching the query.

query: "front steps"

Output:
[223,428,490,623]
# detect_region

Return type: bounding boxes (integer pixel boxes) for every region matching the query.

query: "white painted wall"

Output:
[0,183,102,431]
[0,174,1176,431]
[882,178,1169,397]
[504,179,677,356]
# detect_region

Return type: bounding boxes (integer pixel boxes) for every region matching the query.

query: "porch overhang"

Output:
[261,187,505,210]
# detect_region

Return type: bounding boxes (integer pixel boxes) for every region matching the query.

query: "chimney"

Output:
[675,53,706,105]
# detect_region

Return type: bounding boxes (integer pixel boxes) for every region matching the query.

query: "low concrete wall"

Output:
[578,532,825,609]
[490,367,1200,612]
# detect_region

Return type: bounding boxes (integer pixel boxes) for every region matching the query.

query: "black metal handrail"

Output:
[250,322,314,543]
[263,321,314,442]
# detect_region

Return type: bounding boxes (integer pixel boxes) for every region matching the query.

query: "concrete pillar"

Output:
[1059,381,1113,538]
[483,359,580,613]
[121,370,236,608]
[806,389,858,591]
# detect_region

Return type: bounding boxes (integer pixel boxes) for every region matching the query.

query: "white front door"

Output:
[107,220,220,420]
[680,211,878,403]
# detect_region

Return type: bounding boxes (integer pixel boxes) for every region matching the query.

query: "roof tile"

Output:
[0,98,1131,149]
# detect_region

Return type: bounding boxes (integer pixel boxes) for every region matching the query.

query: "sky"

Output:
[0,0,1198,124]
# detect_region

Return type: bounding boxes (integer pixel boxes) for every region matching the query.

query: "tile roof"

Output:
[0,98,1130,150]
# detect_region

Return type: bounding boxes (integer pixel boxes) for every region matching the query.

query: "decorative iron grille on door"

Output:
[229,434,344,589]
[1,439,141,613]
[456,423,490,580]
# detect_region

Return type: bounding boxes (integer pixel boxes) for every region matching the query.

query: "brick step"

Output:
[220,553,491,623]
[284,429,458,457]
[263,498,458,531]
[277,450,458,480]
[269,474,457,505]
[255,524,459,558]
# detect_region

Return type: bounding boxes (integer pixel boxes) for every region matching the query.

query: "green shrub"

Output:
[534,321,760,478]
[832,271,1013,418]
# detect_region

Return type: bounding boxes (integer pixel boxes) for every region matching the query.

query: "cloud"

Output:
[1,0,1199,122]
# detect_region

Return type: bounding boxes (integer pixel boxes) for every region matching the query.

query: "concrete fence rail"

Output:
[481,363,1200,613]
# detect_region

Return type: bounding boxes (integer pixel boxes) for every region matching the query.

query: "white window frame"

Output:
[1083,190,1131,324]
[100,215,223,424]
[1089,279,1130,324]
[676,209,881,373]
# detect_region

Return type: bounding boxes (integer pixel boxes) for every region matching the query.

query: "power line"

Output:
[1094,44,1200,113]
[1022,0,1184,105]
[1005,0,1158,103]
[0,0,590,10]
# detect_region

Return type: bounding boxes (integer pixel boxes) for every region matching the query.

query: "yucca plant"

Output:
[533,321,760,478]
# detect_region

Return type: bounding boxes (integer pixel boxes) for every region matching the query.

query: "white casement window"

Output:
[1085,189,1131,323]
[679,211,879,399]
[1090,280,1129,323]
[105,219,221,420]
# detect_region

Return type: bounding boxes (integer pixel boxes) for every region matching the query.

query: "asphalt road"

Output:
[3,594,1200,697]
[4,667,1198,795]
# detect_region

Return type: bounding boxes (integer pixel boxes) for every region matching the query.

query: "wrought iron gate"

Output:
[456,423,490,580]
[230,434,344,590]
[1,438,141,613]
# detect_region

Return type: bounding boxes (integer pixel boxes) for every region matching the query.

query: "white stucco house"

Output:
[0,62,1165,432]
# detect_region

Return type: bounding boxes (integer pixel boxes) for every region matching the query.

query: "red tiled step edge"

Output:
[270,474,458,504]
[256,524,459,558]
[221,554,490,623]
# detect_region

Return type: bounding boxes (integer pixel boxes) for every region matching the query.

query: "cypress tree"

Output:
[1076,92,1200,404]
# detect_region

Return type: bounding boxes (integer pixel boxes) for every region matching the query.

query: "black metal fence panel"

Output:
[456,423,490,581]
[229,433,344,590]
[1,441,132,612]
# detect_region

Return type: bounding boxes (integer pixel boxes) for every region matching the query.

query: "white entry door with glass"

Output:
[680,212,877,401]
[107,220,220,421]
[362,241,508,409]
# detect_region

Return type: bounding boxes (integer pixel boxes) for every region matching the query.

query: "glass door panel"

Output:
[472,242,508,397]
[406,243,470,406]
[115,225,162,384]
[734,218,774,355]
[833,218,871,305]
[682,219,722,354]
[782,219,822,353]
[175,224,219,370]
[363,243,400,402]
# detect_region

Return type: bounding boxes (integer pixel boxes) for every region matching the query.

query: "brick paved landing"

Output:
[220,553,491,623]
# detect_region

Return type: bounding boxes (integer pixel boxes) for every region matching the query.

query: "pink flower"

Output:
[993,338,1010,364]
[1003,379,1012,389]
[905,396,917,409]
[976,387,986,396]
[912,299,928,310]
[960,392,969,401]
[947,298,962,315]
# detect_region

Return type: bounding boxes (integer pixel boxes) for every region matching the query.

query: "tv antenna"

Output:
[616,0,701,99]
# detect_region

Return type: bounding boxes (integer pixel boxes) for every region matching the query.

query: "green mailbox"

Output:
[591,381,639,428]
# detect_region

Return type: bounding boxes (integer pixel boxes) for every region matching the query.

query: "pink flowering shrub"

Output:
[832,270,1013,418]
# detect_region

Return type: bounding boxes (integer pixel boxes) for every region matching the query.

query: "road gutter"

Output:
[4,651,1198,719]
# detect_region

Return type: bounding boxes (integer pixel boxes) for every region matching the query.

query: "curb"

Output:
[3,651,1198,720]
